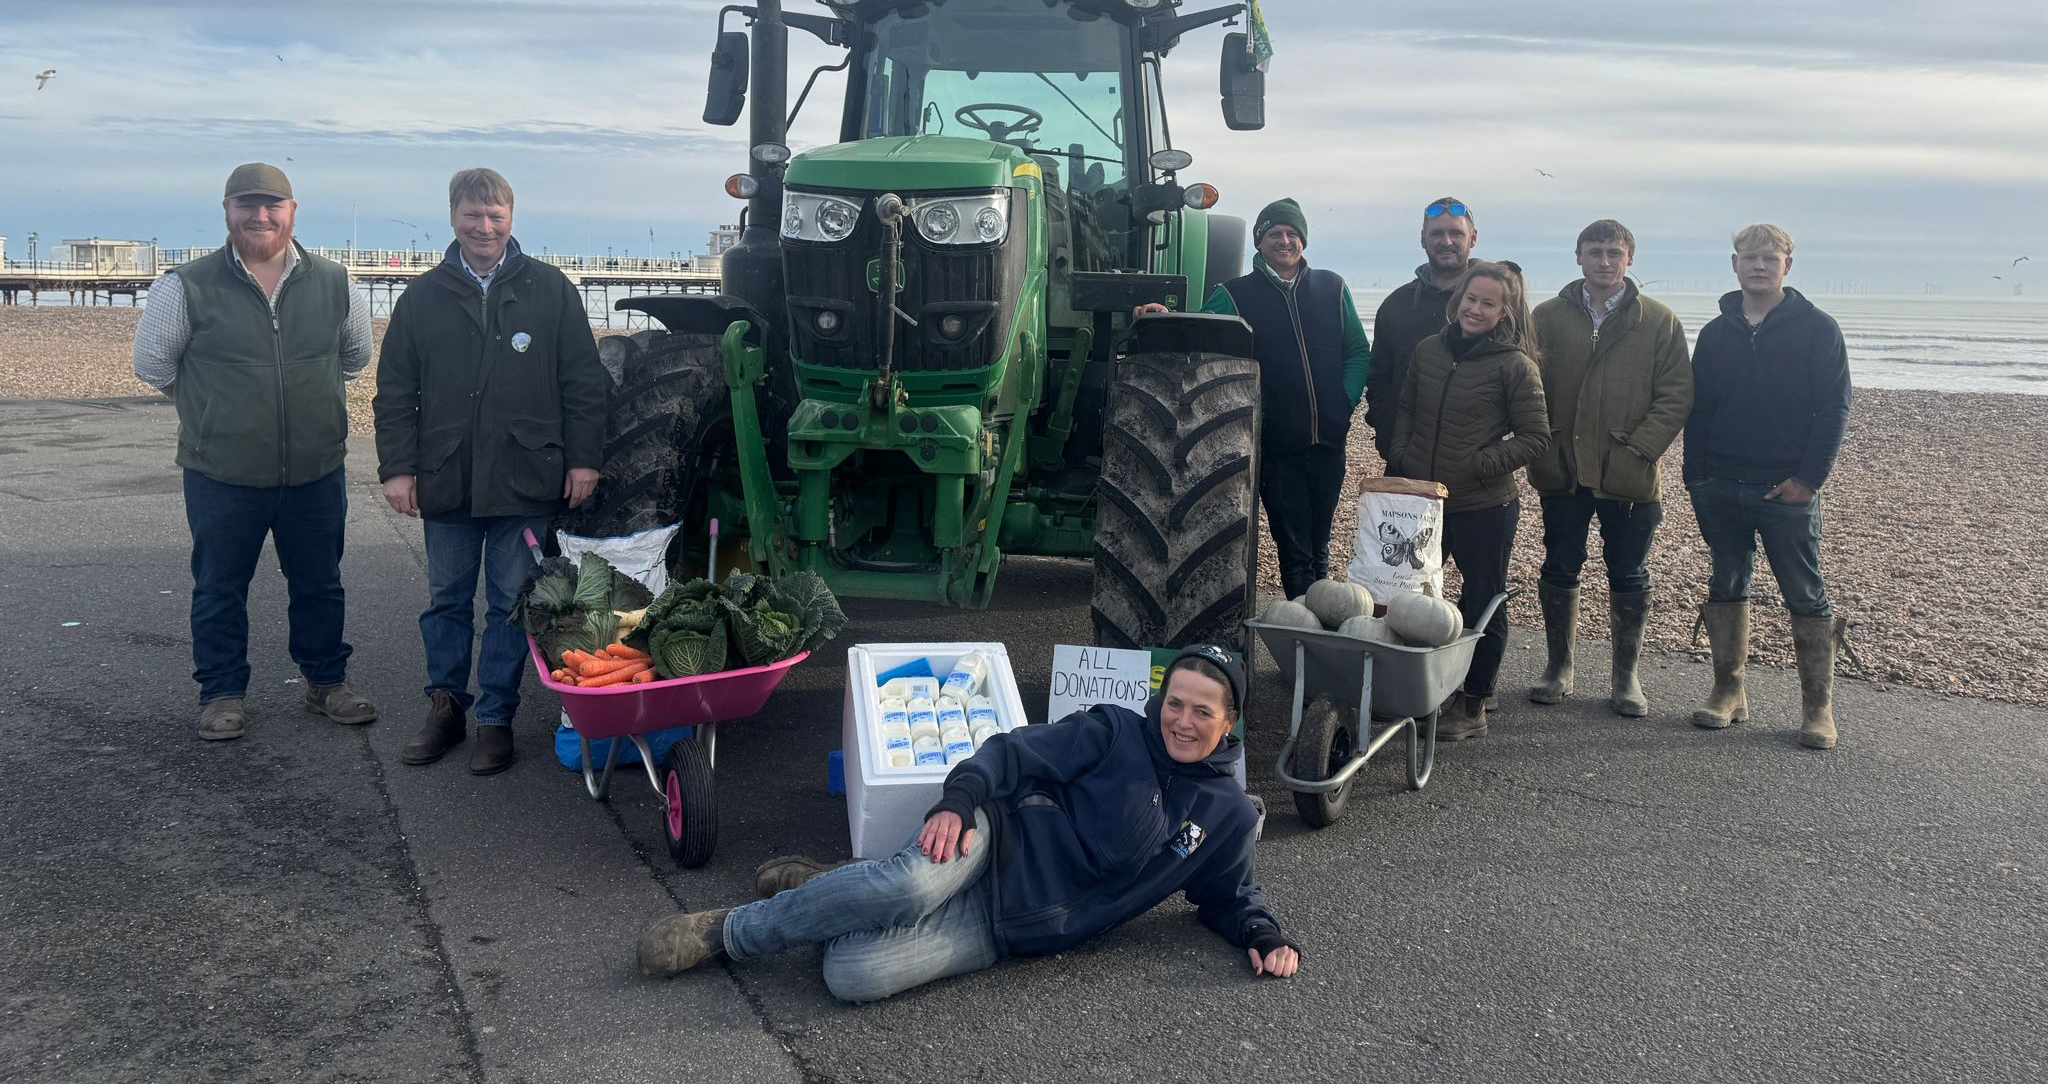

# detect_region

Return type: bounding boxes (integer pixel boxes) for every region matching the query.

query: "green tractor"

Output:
[567,0,1270,651]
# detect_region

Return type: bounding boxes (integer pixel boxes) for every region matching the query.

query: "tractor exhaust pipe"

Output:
[720,0,789,321]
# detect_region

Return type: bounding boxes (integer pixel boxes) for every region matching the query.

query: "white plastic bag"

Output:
[1345,477,1446,601]
[555,524,682,595]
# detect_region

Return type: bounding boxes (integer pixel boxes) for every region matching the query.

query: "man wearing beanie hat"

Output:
[638,645,1299,1001]
[1200,197,1373,599]
[133,163,379,742]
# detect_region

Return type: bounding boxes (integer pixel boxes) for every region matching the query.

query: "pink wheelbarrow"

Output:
[530,640,809,868]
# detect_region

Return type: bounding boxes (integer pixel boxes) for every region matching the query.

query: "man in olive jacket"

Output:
[133,163,379,742]
[373,168,608,774]
[1527,221,1692,718]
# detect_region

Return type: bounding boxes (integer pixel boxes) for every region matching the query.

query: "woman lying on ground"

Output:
[636,646,1300,1002]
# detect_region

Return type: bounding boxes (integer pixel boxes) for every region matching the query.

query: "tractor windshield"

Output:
[856,0,1139,268]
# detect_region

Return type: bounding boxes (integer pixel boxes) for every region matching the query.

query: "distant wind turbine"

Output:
[34,69,55,90]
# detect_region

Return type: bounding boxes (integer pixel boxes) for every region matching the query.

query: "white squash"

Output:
[1260,598,1322,629]
[1303,579,1375,630]
[1383,591,1464,647]
[1336,614,1393,642]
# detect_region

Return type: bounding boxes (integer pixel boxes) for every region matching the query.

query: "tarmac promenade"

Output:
[1,397,2041,1084]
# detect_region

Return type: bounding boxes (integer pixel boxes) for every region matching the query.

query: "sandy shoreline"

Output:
[7,304,2044,708]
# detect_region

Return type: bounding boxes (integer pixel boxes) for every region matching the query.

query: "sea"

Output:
[1392,290,2048,397]
[19,285,2048,396]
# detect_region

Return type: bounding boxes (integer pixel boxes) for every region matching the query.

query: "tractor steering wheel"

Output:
[953,103,1045,145]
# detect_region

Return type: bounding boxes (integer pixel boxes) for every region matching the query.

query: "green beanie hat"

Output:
[1254,198,1307,246]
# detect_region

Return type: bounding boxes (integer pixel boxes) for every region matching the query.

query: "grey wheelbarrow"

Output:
[1246,589,1517,828]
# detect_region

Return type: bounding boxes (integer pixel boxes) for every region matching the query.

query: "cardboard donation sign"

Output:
[1045,645,1155,723]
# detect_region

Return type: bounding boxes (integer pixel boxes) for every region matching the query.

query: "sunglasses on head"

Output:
[1425,203,1469,218]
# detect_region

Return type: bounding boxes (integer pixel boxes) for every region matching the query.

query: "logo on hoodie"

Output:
[1169,820,1206,859]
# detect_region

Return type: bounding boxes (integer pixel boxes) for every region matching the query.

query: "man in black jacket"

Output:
[1685,223,1852,750]
[636,648,1300,1002]
[1367,197,1477,467]
[1200,199,1372,599]
[373,168,609,774]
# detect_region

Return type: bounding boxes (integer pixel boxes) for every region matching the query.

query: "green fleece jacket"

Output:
[1200,256,1372,404]
[1528,279,1692,503]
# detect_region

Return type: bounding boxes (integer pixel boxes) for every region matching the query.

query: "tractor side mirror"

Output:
[1219,31,1265,132]
[704,30,749,127]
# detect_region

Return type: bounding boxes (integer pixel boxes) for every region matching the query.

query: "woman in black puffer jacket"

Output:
[1388,260,1550,741]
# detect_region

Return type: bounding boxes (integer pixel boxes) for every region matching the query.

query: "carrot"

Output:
[582,663,651,688]
[629,670,655,684]
[560,649,594,670]
[604,644,651,661]
[550,668,569,683]
[579,655,643,678]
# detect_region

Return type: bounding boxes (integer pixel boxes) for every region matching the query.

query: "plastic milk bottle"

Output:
[937,696,974,763]
[908,697,945,767]
[940,651,989,701]
[878,697,913,769]
[967,695,1001,748]
[881,676,938,702]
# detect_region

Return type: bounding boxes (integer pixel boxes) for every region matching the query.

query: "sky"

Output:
[2,0,2046,296]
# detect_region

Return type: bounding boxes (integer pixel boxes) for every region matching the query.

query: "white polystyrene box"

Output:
[843,642,1030,859]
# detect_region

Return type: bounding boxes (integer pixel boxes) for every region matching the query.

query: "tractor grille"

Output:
[784,192,1027,374]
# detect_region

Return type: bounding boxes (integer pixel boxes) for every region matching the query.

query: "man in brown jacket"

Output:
[1528,221,1692,717]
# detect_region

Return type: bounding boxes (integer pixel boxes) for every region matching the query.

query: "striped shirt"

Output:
[1582,283,1624,332]
[131,242,372,391]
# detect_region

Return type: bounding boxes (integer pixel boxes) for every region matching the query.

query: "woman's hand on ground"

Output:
[918,811,974,863]
[1248,945,1299,978]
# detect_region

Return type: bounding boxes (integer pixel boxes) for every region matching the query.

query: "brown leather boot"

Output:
[1609,589,1651,718]
[753,856,846,898]
[1436,691,1489,742]
[637,908,731,978]
[1529,583,1578,704]
[400,691,466,765]
[1792,615,1845,749]
[469,725,516,775]
[1691,603,1750,729]
[197,697,247,742]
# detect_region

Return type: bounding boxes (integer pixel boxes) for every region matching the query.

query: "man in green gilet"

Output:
[132,163,379,741]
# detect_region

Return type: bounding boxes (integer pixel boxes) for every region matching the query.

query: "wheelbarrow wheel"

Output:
[661,737,718,868]
[1290,697,1355,829]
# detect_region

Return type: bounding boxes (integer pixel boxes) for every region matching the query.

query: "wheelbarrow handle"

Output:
[522,527,545,567]
[1467,586,1524,634]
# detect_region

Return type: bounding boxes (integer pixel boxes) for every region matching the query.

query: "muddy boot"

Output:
[197,697,247,742]
[1691,603,1750,729]
[1792,615,1845,749]
[1436,691,1489,743]
[1529,583,1579,704]
[637,908,731,978]
[753,856,845,898]
[1608,590,1651,718]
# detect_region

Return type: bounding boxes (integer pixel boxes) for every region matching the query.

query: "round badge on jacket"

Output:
[511,331,532,353]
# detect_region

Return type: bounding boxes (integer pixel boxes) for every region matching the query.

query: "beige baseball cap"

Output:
[224,162,293,201]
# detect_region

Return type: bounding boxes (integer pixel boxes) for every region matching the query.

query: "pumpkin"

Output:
[1383,591,1464,647]
[1303,579,1375,630]
[1336,614,1393,642]
[1260,598,1322,630]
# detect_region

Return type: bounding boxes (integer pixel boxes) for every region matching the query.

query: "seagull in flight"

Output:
[275,54,284,62]
[1533,167,1554,178]
[34,69,55,90]
[2016,256,2031,266]
[391,219,421,230]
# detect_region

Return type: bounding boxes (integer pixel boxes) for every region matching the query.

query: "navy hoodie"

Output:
[926,702,1287,960]
[1685,287,1851,489]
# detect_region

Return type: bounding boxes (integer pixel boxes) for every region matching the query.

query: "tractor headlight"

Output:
[908,191,1010,246]
[782,190,862,243]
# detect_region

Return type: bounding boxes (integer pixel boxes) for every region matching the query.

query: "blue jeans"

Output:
[724,809,999,1003]
[421,514,547,726]
[1687,478,1831,617]
[184,467,351,703]
[1539,487,1664,593]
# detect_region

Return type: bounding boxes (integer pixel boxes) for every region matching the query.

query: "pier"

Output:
[0,240,727,328]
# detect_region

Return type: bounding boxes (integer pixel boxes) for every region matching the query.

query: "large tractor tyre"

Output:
[1090,349,1260,653]
[559,332,728,539]
[1203,214,1247,298]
